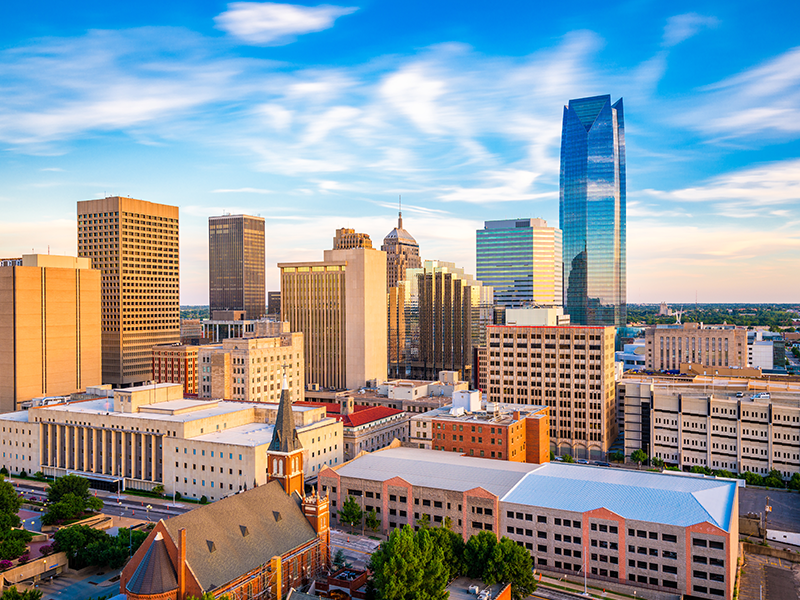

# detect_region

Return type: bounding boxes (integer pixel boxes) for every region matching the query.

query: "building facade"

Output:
[408,394,550,464]
[559,95,626,327]
[389,261,493,382]
[209,215,266,320]
[279,244,387,390]
[197,331,304,404]
[620,378,800,479]
[644,323,747,371]
[121,480,330,600]
[0,383,343,498]
[332,228,372,250]
[0,255,101,413]
[77,196,180,386]
[476,218,562,309]
[152,344,199,395]
[382,211,422,290]
[320,448,738,600]
[482,324,617,458]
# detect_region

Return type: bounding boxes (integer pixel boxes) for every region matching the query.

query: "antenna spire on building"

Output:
[398,195,403,229]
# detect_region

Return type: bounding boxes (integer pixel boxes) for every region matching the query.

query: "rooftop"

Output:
[502,463,737,531]
[191,422,276,447]
[295,402,404,428]
[334,447,535,496]
[411,403,547,424]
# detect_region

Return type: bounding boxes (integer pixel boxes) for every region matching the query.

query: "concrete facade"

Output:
[482,324,617,458]
[644,323,747,372]
[620,378,800,479]
[279,244,387,390]
[77,197,180,386]
[0,383,342,499]
[197,331,304,404]
[0,254,101,413]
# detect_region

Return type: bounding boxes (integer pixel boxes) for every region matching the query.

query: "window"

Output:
[663,565,678,574]
[538,545,546,552]
[537,531,547,539]
[663,580,678,589]
[538,516,547,523]
[709,541,724,550]
[693,539,708,548]
[662,534,677,543]
[555,518,562,525]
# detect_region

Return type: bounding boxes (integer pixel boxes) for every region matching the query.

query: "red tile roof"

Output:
[294,401,403,428]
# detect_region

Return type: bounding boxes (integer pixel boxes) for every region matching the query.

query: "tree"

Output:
[712,469,734,479]
[741,471,765,487]
[0,476,22,533]
[788,473,800,491]
[152,484,165,496]
[416,513,431,529]
[44,475,102,525]
[690,466,712,476]
[651,457,664,469]
[562,454,575,464]
[549,451,555,461]
[430,525,464,578]
[0,586,43,600]
[631,449,648,468]
[485,538,536,600]
[608,451,625,463]
[339,496,363,534]
[366,510,380,534]
[764,470,785,489]
[47,474,91,504]
[369,525,448,600]
[464,531,497,579]
[200,496,208,504]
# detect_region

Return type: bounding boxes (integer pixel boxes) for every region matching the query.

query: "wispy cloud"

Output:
[662,13,718,47]
[214,2,357,46]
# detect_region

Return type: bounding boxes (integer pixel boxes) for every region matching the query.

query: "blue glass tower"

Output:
[559,95,626,326]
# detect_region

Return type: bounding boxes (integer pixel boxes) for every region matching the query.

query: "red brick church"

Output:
[121,379,330,600]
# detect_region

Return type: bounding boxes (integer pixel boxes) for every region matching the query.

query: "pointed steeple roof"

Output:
[268,373,302,453]
[126,532,178,596]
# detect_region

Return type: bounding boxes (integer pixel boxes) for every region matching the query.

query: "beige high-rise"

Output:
[644,323,747,371]
[482,324,617,459]
[77,197,179,386]
[382,211,421,290]
[0,255,101,412]
[280,244,387,390]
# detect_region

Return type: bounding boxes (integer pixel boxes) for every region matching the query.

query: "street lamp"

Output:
[146,505,152,521]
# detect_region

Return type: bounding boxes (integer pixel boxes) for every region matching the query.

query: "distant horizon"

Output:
[2,1,799,303]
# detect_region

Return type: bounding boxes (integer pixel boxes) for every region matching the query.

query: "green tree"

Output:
[464,531,497,579]
[608,451,625,463]
[416,513,431,530]
[0,476,22,533]
[690,466,712,476]
[788,473,800,491]
[549,451,555,461]
[47,474,90,504]
[366,510,380,534]
[430,525,464,578]
[152,484,165,496]
[0,586,43,600]
[631,449,648,468]
[764,470,785,488]
[339,496,363,534]
[333,549,348,568]
[562,454,574,463]
[741,471,765,487]
[485,538,536,600]
[651,457,664,469]
[712,469,734,479]
[369,525,448,600]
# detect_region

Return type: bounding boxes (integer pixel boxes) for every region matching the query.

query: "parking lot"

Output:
[740,488,800,534]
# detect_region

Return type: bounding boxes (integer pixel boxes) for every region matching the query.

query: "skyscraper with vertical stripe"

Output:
[559,95,626,327]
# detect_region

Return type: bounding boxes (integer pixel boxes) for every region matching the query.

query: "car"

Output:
[577,459,589,464]
[593,461,611,467]
[553,456,564,462]
[735,391,744,398]
[751,392,771,400]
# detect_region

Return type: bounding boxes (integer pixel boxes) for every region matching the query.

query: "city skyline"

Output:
[2,1,800,303]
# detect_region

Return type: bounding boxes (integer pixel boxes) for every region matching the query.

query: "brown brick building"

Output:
[151,344,199,395]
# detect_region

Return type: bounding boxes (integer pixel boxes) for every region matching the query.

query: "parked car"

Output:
[577,459,589,464]
[751,392,770,400]
[735,391,744,398]
[593,461,611,467]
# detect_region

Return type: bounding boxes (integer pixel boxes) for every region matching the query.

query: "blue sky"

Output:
[2,1,799,303]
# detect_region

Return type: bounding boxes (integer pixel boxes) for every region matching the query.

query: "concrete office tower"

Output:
[644,323,747,371]
[476,218,562,308]
[0,255,101,412]
[208,214,266,320]
[77,197,179,387]
[332,228,373,250]
[382,210,422,290]
[279,243,387,390]
[560,95,626,326]
[389,260,494,382]
[481,324,617,459]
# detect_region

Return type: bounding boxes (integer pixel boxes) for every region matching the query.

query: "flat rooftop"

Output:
[192,422,275,447]
[413,403,547,424]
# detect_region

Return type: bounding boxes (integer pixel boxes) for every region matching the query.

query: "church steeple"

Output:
[267,371,304,496]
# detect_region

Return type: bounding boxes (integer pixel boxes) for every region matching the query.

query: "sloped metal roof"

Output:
[502,463,736,531]
[126,533,178,596]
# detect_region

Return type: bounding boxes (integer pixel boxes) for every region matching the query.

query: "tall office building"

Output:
[279,239,387,390]
[332,228,373,250]
[389,260,493,382]
[382,211,422,290]
[476,218,562,308]
[559,95,626,326]
[0,255,101,412]
[209,214,266,320]
[77,196,179,387]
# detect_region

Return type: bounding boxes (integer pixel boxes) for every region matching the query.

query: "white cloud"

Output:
[663,13,718,47]
[211,187,273,194]
[215,2,357,46]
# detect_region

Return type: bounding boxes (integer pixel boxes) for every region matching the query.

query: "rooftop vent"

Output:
[240,525,250,537]
[207,540,216,553]
[273,511,282,522]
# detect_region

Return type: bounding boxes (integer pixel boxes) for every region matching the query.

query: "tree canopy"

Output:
[339,496,363,533]
[54,525,148,569]
[43,475,103,526]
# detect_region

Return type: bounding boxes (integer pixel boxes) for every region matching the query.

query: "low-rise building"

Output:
[296,398,409,461]
[620,377,800,479]
[0,383,342,499]
[408,392,550,464]
[481,324,617,459]
[320,447,738,600]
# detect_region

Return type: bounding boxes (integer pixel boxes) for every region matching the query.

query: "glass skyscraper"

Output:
[559,94,626,326]
[476,218,562,308]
